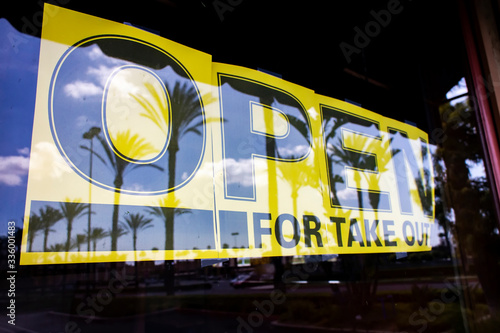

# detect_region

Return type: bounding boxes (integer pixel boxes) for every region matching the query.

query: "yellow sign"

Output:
[21,5,435,264]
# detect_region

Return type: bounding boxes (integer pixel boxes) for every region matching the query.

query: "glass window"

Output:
[2,1,500,332]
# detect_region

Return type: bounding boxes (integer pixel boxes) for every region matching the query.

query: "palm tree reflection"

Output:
[85,227,110,252]
[82,126,101,252]
[132,82,208,250]
[27,213,43,252]
[74,234,87,252]
[121,212,154,287]
[133,81,209,294]
[59,200,89,253]
[39,206,63,252]
[86,129,162,251]
[323,115,395,319]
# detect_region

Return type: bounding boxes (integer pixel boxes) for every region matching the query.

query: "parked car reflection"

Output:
[230,272,273,289]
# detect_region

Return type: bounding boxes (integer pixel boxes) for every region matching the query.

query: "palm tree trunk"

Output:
[111,197,120,251]
[164,208,175,295]
[133,233,139,288]
[166,137,178,250]
[66,218,73,252]
[164,138,178,295]
[111,174,123,252]
[165,209,174,251]
[43,230,49,252]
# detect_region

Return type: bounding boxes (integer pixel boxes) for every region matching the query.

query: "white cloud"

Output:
[63,60,119,100]
[64,65,141,101]
[29,142,73,180]
[87,45,121,65]
[222,158,255,186]
[192,158,255,188]
[336,187,358,201]
[0,154,30,186]
[123,183,146,192]
[17,147,30,156]
[64,80,102,99]
[87,65,116,87]
[277,144,310,158]
[87,45,106,61]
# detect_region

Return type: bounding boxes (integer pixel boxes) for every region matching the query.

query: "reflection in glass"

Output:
[50,39,205,194]
[3,2,500,331]
[92,129,161,251]
[121,212,152,287]
[218,74,311,200]
[27,200,214,254]
[59,200,89,253]
[322,107,391,212]
[82,126,101,251]
[219,210,250,249]
[437,87,500,316]
[27,212,42,252]
[86,227,109,252]
[38,205,63,252]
